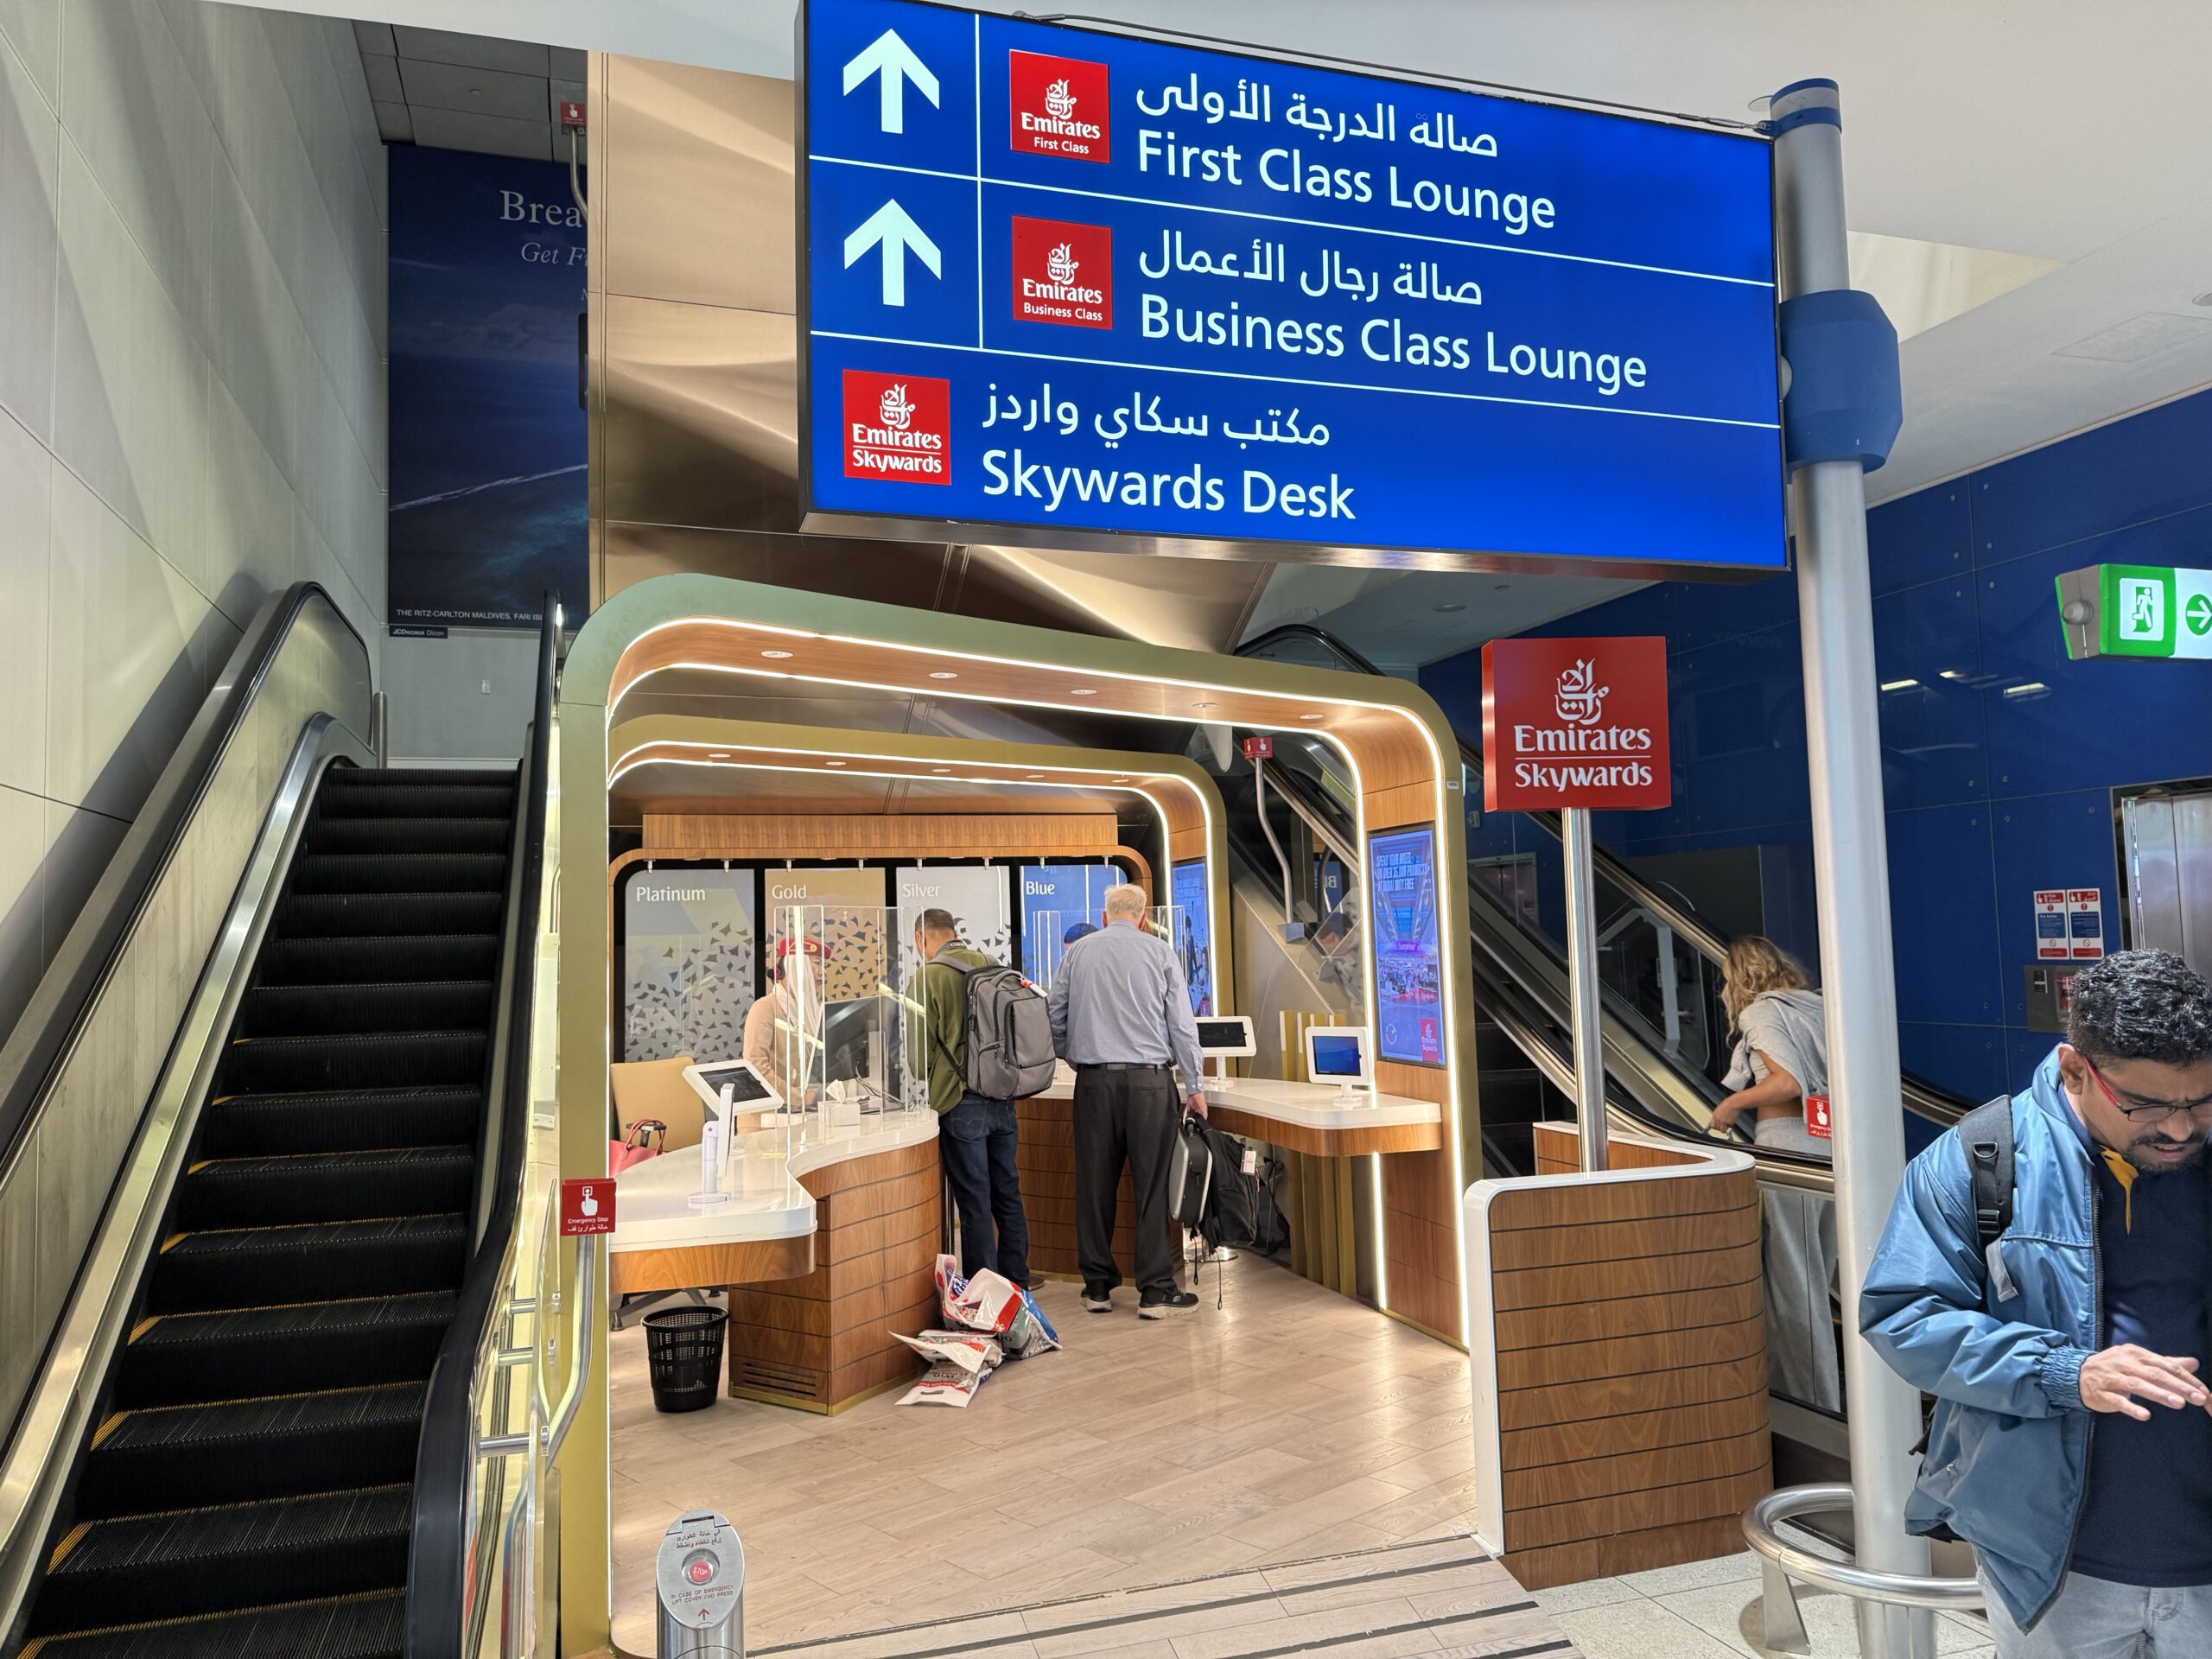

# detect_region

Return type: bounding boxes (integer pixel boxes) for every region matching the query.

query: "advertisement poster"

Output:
[763,868,889,1001]
[1018,862,1120,981]
[894,866,1014,985]
[1370,825,1442,1065]
[1170,859,1213,1015]
[388,147,588,627]
[622,869,756,1063]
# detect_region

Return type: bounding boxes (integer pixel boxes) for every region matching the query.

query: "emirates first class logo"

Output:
[1009,50,1109,161]
[1012,216,1111,328]
[1554,659,1608,726]
[842,370,949,483]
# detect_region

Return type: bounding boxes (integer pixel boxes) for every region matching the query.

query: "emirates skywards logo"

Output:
[841,369,950,483]
[1009,51,1109,161]
[1011,216,1111,328]
[1554,659,1607,726]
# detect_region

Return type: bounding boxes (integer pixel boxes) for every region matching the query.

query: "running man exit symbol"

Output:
[843,200,941,307]
[842,29,938,133]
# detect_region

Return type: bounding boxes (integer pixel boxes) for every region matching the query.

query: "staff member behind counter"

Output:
[1047,884,1205,1320]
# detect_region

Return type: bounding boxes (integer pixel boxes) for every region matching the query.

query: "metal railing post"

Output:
[1771,76,1931,1659]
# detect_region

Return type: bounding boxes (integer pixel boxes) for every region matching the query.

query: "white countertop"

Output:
[1036,1073,1440,1133]
[610,1109,938,1253]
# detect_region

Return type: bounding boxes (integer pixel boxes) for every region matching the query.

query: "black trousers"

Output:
[1072,1065,1179,1297]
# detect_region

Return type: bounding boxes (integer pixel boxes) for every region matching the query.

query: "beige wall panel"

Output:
[603,58,795,315]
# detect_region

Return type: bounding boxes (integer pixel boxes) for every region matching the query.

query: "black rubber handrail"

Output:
[405,595,560,1659]
[1234,620,1976,1128]
[0,582,372,1173]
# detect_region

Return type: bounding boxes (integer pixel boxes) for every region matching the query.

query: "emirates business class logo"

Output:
[1012,216,1112,329]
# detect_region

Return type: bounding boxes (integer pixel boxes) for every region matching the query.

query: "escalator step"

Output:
[301,816,510,855]
[314,780,513,819]
[198,1088,482,1158]
[115,1294,455,1408]
[272,892,503,938]
[74,1385,427,1518]
[149,1216,467,1312]
[255,934,499,987]
[177,1149,474,1230]
[29,1485,411,1632]
[288,854,507,896]
[237,981,494,1038]
[222,1030,486,1093]
[12,1588,404,1659]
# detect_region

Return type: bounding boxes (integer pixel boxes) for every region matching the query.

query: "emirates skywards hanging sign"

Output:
[798,0,1786,575]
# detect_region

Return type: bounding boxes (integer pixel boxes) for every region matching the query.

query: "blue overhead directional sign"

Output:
[798,0,1788,575]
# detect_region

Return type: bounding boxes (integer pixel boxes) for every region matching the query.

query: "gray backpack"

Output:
[935,958,1058,1100]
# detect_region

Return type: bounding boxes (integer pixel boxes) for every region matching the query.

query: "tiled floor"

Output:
[608,1250,1992,1659]
[609,1253,1551,1656]
[1532,1548,1995,1659]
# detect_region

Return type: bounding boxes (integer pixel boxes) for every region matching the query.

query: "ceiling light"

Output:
[1111,775,1130,783]
[1025,773,1045,780]
[1191,700,1216,710]
[928,671,958,680]
[1070,687,1098,696]
[1880,677,1918,692]
[2003,682,2049,698]
[931,766,951,773]
[1433,602,1465,613]
[1939,670,1968,681]
[760,649,792,659]
[1299,713,1325,721]
[824,760,846,766]
[708,751,731,759]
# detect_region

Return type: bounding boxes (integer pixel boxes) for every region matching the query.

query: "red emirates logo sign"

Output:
[1009,51,1109,162]
[1011,216,1111,329]
[841,370,950,484]
[1480,636,1671,811]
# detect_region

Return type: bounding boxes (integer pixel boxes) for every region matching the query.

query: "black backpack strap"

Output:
[1956,1095,2016,1254]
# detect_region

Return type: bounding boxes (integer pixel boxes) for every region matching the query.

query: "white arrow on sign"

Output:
[842,200,941,307]
[842,29,938,135]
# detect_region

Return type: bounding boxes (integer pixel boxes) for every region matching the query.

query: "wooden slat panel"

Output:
[1498,1355,1768,1432]
[1491,1173,1755,1230]
[644,812,1121,854]
[1493,1280,1764,1352]
[1497,1314,1765,1392]
[1503,1394,1770,1470]
[1489,1206,1759,1271]
[1209,1103,1440,1157]
[1502,1428,1771,1511]
[1493,1240,1763,1313]
[1504,1468,1772,1551]
[610,1234,812,1294]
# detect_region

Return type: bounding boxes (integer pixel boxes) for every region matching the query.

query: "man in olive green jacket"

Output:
[911,909,1030,1285]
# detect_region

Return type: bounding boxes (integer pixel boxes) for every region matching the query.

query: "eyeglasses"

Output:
[2082,1057,2212,1125]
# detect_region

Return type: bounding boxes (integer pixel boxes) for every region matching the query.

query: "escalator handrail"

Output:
[404,596,560,1659]
[1236,620,1974,1127]
[0,582,372,1173]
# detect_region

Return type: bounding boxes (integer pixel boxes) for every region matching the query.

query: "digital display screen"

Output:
[1369,824,1442,1065]
[1196,1018,1251,1053]
[691,1063,776,1106]
[1171,859,1212,1016]
[1310,1033,1366,1077]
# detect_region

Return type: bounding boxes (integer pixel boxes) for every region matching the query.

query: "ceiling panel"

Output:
[391,24,547,75]
[396,56,550,119]
[406,105,552,160]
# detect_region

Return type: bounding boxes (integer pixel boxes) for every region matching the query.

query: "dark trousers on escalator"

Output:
[1072,1064,1179,1298]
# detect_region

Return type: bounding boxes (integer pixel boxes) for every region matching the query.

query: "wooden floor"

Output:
[609,1254,1583,1657]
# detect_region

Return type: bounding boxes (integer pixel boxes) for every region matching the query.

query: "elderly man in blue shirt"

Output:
[1862,949,2212,1656]
[1047,883,1207,1319]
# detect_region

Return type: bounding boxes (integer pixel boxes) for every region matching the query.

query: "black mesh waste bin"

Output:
[643,1306,728,1414]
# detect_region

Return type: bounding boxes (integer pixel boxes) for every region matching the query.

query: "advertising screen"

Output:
[1170,858,1213,1015]
[800,0,1783,574]
[1369,825,1442,1065]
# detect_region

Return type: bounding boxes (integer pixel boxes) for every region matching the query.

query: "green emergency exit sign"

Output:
[2056,563,2212,660]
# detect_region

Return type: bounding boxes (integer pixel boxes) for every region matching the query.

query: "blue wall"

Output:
[1422,388,2212,1104]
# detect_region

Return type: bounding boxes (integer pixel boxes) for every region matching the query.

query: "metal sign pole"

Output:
[1770,78,1932,1659]
[1561,805,1607,1173]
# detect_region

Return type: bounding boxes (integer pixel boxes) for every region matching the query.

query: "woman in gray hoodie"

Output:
[1713,937,1840,1407]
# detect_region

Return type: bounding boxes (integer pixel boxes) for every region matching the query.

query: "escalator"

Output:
[0,586,562,1659]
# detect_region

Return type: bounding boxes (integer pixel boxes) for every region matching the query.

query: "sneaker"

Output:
[1138,1290,1199,1319]
[1081,1287,1115,1313]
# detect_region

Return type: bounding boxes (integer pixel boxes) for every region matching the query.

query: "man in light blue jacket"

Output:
[1861,950,2212,1656]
